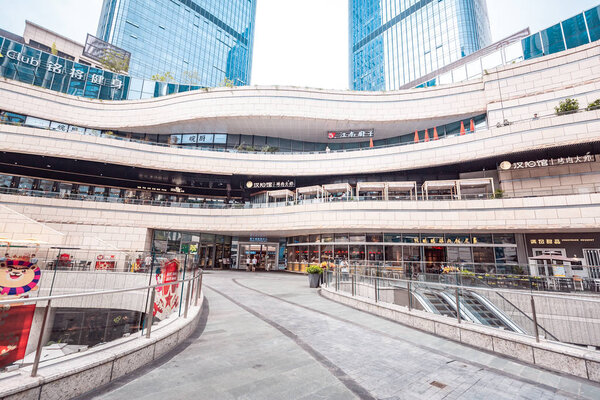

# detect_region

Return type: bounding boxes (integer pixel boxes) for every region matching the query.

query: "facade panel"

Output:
[96,0,256,86]
[349,0,491,91]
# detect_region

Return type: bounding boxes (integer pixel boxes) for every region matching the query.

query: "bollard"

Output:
[31,299,52,377]
[531,295,540,342]
[146,289,156,338]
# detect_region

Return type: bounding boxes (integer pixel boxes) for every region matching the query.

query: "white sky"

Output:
[0,0,598,89]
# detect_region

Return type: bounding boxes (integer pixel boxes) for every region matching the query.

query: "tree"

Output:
[151,71,176,83]
[219,77,235,88]
[182,70,201,85]
[98,48,130,74]
[51,42,58,56]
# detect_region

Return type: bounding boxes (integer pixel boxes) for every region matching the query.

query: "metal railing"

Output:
[3,184,600,211]
[0,269,203,377]
[323,266,600,348]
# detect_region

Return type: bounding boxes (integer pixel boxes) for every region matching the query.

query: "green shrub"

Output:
[492,189,504,199]
[306,265,323,274]
[554,98,579,114]
[587,99,600,111]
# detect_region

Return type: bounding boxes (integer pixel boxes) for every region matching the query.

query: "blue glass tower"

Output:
[97,0,256,86]
[350,0,491,91]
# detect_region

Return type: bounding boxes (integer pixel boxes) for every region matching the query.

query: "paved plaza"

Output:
[88,272,600,399]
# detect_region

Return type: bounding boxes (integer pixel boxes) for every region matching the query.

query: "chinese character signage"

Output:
[327,129,374,140]
[246,180,295,189]
[83,34,131,70]
[0,35,128,100]
[499,154,595,170]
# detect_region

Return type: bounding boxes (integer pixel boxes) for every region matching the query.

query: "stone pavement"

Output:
[89,271,600,400]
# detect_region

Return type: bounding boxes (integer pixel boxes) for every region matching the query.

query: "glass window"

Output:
[58,183,72,197]
[214,134,227,144]
[541,23,566,55]
[384,233,402,243]
[309,234,320,243]
[466,60,482,78]
[76,185,90,195]
[0,174,13,189]
[495,247,518,264]
[108,188,121,198]
[562,13,589,49]
[473,234,493,244]
[18,177,34,190]
[481,50,503,71]
[335,233,349,242]
[366,245,383,262]
[334,245,348,261]
[349,233,365,242]
[473,247,495,264]
[37,179,54,192]
[446,234,470,245]
[321,245,334,263]
[522,33,544,60]
[25,116,50,129]
[366,234,382,243]
[439,71,452,85]
[493,234,516,244]
[349,244,365,261]
[170,135,182,145]
[402,233,420,244]
[585,6,600,42]
[182,134,198,144]
[297,235,309,243]
[309,246,320,263]
[197,134,214,144]
[452,66,466,82]
[503,42,523,63]
[422,233,444,245]
[298,246,309,263]
[321,234,334,243]
[447,247,472,263]
[384,245,402,263]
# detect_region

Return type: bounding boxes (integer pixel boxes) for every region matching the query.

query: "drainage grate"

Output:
[430,381,447,389]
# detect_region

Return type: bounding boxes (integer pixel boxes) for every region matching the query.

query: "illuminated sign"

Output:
[328,129,374,140]
[246,180,295,189]
[500,154,595,170]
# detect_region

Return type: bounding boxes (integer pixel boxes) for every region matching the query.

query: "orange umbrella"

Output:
[460,121,466,135]
[433,127,439,140]
[470,119,475,132]
[424,129,429,142]
[369,137,374,148]
[414,130,419,143]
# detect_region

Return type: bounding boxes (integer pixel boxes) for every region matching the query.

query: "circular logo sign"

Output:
[499,161,512,170]
[246,181,253,188]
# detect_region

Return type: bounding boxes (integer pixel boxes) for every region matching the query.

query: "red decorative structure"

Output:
[470,119,475,132]
[369,137,374,148]
[433,127,439,140]
[460,121,466,135]
[414,130,419,143]
[424,129,429,142]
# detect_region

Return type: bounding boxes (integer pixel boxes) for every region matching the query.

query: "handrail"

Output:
[343,271,600,303]
[0,271,201,305]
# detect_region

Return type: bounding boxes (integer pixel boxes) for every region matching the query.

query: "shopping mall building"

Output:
[1,16,600,279]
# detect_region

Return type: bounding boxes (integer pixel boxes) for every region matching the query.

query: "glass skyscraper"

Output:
[96,0,256,86]
[350,0,491,91]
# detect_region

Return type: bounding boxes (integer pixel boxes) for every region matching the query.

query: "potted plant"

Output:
[587,99,600,111]
[554,98,579,115]
[306,265,323,288]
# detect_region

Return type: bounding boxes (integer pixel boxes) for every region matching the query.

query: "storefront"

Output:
[285,232,519,274]
[236,236,280,271]
[525,233,600,278]
[152,230,232,269]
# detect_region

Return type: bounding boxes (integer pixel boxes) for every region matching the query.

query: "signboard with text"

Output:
[499,154,595,170]
[327,129,374,140]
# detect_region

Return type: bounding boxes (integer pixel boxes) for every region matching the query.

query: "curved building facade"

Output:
[1,38,600,276]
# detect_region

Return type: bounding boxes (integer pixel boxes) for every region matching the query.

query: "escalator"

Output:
[412,288,526,334]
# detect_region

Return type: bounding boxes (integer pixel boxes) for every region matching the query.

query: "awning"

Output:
[356,182,386,192]
[322,183,352,194]
[296,185,323,196]
[422,180,457,190]
[267,189,294,199]
[387,181,417,191]
[457,178,494,188]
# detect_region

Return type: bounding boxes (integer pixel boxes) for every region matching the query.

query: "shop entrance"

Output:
[424,246,445,273]
[238,243,279,271]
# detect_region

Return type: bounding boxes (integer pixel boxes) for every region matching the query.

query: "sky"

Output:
[0,0,598,89]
